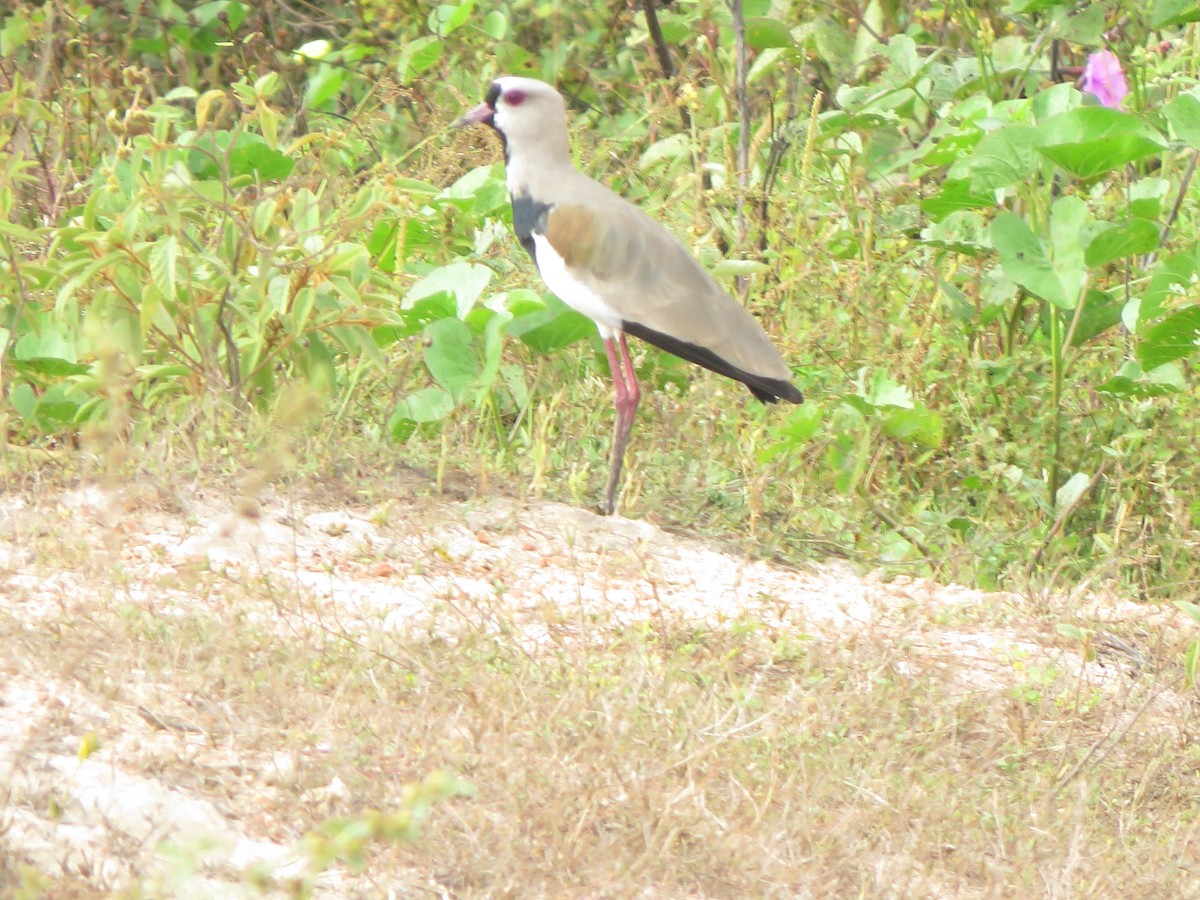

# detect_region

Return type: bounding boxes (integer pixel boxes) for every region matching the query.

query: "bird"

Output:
[455,76,802,516]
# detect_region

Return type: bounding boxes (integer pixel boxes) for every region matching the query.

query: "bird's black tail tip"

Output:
[750,381,803,405]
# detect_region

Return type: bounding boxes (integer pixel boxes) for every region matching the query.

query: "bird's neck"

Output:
[504,137,573,199]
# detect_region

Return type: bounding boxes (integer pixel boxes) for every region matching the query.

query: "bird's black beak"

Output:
[454,102,494,128]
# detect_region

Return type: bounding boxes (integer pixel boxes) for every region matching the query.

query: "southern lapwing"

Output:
[456,76,802,515]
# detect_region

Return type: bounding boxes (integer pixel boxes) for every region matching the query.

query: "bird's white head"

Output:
[456,76,570,165]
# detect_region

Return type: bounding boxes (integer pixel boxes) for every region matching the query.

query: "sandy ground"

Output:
[0,481,1182,896]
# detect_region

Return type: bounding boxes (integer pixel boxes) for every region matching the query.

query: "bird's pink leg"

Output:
[601,334,640,515]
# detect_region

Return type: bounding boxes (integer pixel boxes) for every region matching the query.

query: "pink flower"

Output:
[1082,50,1128,109]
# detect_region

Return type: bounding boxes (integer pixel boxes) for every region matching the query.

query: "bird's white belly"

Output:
[531,233,622,339]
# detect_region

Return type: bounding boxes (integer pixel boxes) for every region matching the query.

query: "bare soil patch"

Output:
[1,480,1195,897]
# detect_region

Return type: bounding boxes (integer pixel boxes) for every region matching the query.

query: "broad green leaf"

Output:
[745,17,793,50]
[1048,196,1087,306]
[763,404,823,462]
[429,0,476,36]
[1136,306,1200,369]
[1,10,31,56]
[389,387,454,436]
[920,179,994,221]
[475,309,512,405]
[967,124,1042,190]
[305,65,345,108]
[1176,601,1200,628]
[1097,360,1185,397]
[398,36,442,80]
[1130,177,1168,220]
[1051,2,1105,46]
[921,210,990,255]
[1138,246,1200,326]
[1152,0,1200,27]
[405,261,492,318]
[862,369,913,408]
[508,294,594,354]
[482,10,507,39]
[918,130,982,168]
[1032,82,1081,121]
[811,14,849,71]
[991,212,1073,308]
[1037,107,1166,179]
[1084,220,1159,266]
[881,406,944,448]
[7,357,90,377]
[187,132,295,180]
[1164,91,1200,149]
[1065,288,1122,345]
[424,317,479,401]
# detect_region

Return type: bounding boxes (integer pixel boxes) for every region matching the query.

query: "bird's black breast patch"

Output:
[511,194,553,262]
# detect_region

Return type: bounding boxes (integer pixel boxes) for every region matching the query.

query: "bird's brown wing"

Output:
[542,197,797,393]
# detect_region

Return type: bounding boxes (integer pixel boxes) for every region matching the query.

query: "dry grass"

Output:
[1,473,1198,898]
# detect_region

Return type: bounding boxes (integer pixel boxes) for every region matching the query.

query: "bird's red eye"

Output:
[504,89,527,107]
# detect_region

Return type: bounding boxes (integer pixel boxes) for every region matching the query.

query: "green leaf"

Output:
[967,125,1042,190]
[187,132,295,180]
[399,36,442,80]
[744,17,793,50]
[1037,108,1166,179]
[863,369,913,408]
[918,130,983,168]
[709,259,769,278]
[1163,91,1200,149]
[508,294,594,354]
[148,234,179,302]
[482,10,507,39]
[1152,0,1200,27]
[1048,196,1087,306]
[920,179,995,221]
[881,406,944,448]
[7,357,90,377]
[1067,289,1122,345]
[1136,306,1200,369]
[816,14,854,73]
[1051,2,1106,46]
[1,10,31,56]
[389,387,455,436]
[1085,220,1160,266]
[1139,247,1200,326]
[921,210,990,255]
[1097,360,1185,397]
[405,261,493,318]
[991,212,1072,308]
[428,0,475,35]
[761,404,821,461]
[424,318,479,401]
[305,65,346,109]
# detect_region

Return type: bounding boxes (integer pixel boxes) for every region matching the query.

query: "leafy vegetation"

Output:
[2,3,1200,888]
[4,1,1200,592]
